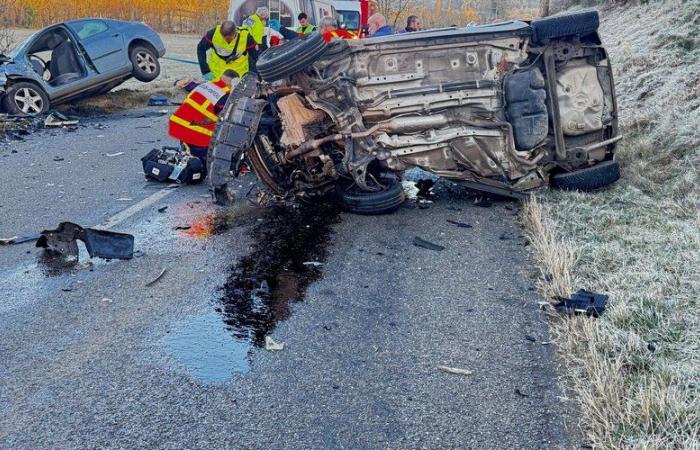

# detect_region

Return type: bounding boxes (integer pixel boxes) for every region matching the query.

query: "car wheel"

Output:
[2,82,49,115]
[256,32,328,82]
[550,160,621,192]
[130,46,160,82]
[335,177,405,215]
[531,11,600,44]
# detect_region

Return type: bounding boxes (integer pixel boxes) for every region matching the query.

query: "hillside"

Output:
[524,1,699,448]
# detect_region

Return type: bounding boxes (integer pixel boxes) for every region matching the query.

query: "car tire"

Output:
[335,178,405,215]
[256,32,328,82]
[2,82,49,115]
[550,160,620,192]
[531,11,599,44]
[130,46,160,82]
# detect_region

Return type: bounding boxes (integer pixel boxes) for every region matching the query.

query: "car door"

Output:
[66,19,127,75]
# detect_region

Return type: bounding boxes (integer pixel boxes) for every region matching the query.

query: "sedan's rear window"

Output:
[68,20,109,39]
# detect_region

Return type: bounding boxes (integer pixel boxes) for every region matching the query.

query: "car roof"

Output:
[64,18,130,26]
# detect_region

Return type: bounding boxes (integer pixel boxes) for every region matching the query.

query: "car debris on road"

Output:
[145,268,168,287]
[36,221,135,260]
[554,289,609,317]
[265,336,285,351]
[413,237,445,251]
[0,233,41,245]
[438,365,474,376]
[44,111,78,128]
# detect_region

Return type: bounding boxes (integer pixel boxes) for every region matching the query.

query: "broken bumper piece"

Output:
[36,222,134,260]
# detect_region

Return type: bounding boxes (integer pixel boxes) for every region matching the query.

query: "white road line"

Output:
[97,186,179,230]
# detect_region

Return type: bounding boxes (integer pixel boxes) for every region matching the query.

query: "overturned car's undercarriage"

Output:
[208,11,621,213]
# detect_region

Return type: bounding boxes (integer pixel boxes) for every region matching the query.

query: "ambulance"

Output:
[228,0,377,33]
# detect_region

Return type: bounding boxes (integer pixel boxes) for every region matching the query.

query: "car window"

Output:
[68,20,109,39]
[336,10,360,30]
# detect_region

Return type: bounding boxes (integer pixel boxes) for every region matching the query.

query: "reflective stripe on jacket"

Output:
[322,29,358,42]
[208,26,251,79]
[168,80,231,148]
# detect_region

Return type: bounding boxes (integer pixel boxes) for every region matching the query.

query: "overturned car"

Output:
[208,11,620,214]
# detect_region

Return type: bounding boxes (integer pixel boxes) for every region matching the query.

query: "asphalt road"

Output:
[0,111,577,449]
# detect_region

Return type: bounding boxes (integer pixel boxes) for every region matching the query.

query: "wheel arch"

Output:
[127,39,158,57]
[5,76,50,97]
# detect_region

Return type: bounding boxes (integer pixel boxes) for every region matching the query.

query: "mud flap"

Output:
[80,228,135,260]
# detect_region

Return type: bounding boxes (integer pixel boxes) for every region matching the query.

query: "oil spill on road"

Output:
[164,311,251,384]
[218,204,340,347]
[163,203,339,384]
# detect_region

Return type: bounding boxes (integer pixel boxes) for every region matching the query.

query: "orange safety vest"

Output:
[169,80,231,148]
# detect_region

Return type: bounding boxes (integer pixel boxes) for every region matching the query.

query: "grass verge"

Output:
[56,86,181,116]
[521,2,699,448]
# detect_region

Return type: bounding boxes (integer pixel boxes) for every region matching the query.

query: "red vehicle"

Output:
[334,0,377,35]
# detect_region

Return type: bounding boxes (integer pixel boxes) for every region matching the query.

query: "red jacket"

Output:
[322,29,358,43]
[168,80,230,148]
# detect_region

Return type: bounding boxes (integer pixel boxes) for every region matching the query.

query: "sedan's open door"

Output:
[67,19,127,74]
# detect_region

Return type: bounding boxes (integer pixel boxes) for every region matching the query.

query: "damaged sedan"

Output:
[208,11,621,214]
[0,18,164,114]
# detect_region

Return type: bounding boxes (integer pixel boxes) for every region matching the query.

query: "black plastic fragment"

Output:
[36,222,134,260]
[554,289,608,317]
[413,237,445,251]
[446,219,472,228]
[80,228,134,260]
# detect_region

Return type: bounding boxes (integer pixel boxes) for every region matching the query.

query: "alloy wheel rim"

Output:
[14,87,43,114]
[136,52,157,74]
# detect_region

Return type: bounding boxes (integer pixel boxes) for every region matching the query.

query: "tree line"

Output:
[0,0,229,33]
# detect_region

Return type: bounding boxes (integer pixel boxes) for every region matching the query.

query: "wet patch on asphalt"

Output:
[163,203,340,384]
[164,311,251,384]
[217,204,340,346]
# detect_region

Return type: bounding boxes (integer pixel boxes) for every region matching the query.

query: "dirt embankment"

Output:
[523,2,699,448]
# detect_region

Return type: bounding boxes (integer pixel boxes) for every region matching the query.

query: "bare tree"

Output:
[377,0,417,29]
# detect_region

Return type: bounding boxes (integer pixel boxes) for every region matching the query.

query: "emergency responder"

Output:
[319,16,356,42]
[367,13,393,37]
[268,19,301,46]
[296,13,316,35]
[397,15,421,33]
[241,7,269,46]
[168,69,238,176]
[197,21,258,81]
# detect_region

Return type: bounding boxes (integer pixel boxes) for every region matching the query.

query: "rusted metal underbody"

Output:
[253,24,619,198]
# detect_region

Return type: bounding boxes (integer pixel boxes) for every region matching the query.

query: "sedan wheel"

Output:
[2,82,49,115]
[130,45,161,82]
[136,51,158,74]
[14,87,45,114]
